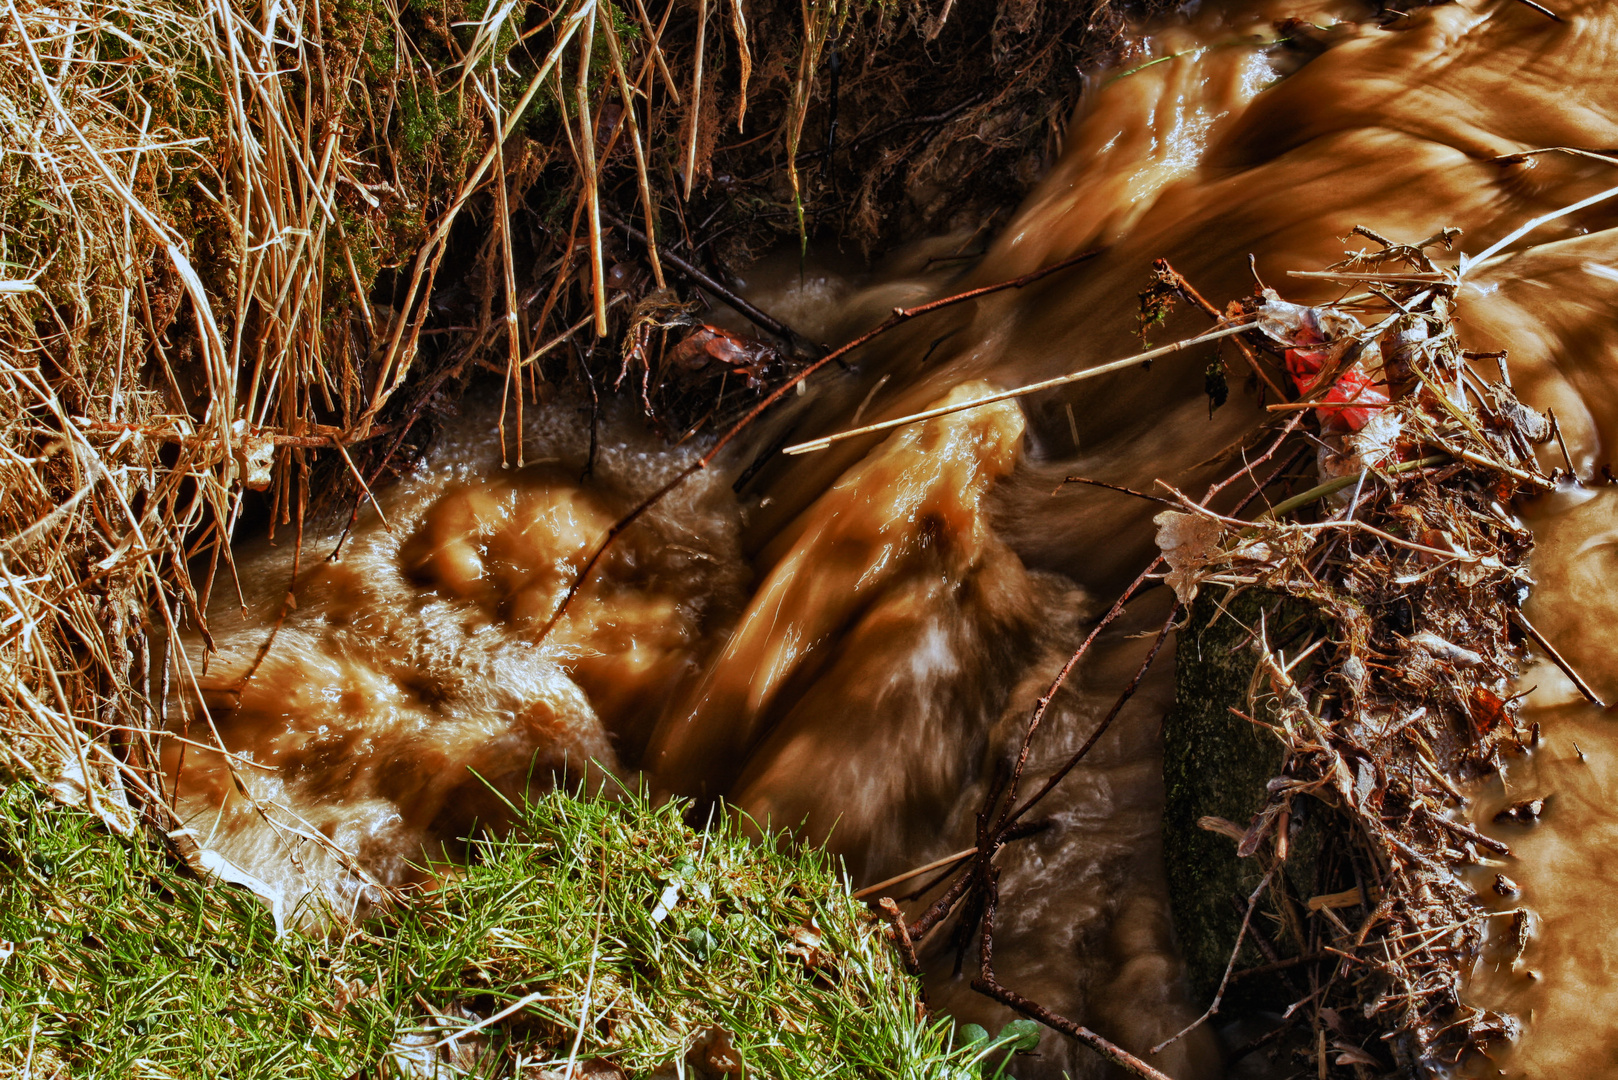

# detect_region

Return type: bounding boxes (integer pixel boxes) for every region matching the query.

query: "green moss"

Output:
[1162,587,1323,1007]
[399,80,458,161]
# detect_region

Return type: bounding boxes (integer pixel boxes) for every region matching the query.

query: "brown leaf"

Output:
[1332,1043,1381,1067]
[782,923,833,972]
[1468,686,1509,738]
[687,1026,745,1078]
[1152,509,1226,605]
[668,325,777,388]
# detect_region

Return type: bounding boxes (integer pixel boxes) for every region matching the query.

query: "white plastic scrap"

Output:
[168,827,288,938]
[1255,291,1383,375]
[650,880,682,924]
[1409,631,1484,669]
[231,418,277,491]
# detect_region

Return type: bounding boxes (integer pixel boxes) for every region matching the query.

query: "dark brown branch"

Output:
[902,409,1313,1068]
[1545,407,1580,484]
[1059,476,1174,505]
[536,245,1105,644]
[1231,445,1310,518]
[1511,608,1605,707]
[1423,810,1511,856]
[608,210,818,357]
[1227,952,1326,984]
[994,415,1305,829]
[992,562,1161,830]
[1154,258,1289,402]
[1003,604,1178,829]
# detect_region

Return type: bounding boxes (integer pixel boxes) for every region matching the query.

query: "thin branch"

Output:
[784,319,1256,455]
[1002,604,1178,830]
[1150,869,1276,1054]
[1058,476,1174,505]
[853,847,977,900]
[1512,608,1605,707]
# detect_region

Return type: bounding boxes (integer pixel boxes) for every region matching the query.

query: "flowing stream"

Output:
[170,0,1618,1074]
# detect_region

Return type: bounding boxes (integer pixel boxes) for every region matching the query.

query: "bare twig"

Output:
[1151,870,1276,1053]
[1154,259,1288,401]
[1512,608,1605,707]
[784,319,1256,455]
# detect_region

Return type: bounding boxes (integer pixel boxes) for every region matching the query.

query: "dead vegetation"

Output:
[1149,233,1566,1076]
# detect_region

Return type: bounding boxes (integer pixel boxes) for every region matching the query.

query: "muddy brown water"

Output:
[169,0,1618,1074]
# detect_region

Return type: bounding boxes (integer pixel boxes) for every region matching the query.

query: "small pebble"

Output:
[1493,798,1546,825]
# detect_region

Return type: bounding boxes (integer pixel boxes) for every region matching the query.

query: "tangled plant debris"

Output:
[809,229,1573,1078]
[1147,231,1566,1075]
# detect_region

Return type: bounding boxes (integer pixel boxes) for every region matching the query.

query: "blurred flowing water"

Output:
[173,0,1618,1073]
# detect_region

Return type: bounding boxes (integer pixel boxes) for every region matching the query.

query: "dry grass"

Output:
[0,0,657,824]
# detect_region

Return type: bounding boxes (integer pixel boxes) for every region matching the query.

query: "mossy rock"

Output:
[1162,586,1324,1008]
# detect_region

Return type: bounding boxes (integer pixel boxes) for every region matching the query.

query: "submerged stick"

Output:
[782,319,1256,456]
[1512,609,1606,707]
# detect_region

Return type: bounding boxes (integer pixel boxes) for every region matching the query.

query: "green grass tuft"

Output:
[0,782,1032,1078]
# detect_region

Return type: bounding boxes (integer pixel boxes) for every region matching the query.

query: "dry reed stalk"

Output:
[598,1,666,290]
[1,0,793,855]
[575,3,607,337]
[683,0,707,200]
[0,0,488,841]
[783,0,846,245]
